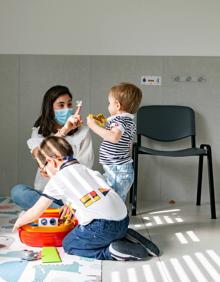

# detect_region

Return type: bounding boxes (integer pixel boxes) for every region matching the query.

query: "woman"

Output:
[11,85,94,210]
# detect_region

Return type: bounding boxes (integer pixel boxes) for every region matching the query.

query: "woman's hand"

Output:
[63,114,83,133]
[32,147,40,158]
[39,169,49,178]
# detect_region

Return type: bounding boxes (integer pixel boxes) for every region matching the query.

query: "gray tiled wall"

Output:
[0,55,219,205]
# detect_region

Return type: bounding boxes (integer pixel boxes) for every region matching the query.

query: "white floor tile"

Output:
[103,201,220,282]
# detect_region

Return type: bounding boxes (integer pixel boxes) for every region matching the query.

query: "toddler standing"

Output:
[87,83,142,201]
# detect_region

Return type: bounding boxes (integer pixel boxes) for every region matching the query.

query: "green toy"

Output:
[41,247,62,263]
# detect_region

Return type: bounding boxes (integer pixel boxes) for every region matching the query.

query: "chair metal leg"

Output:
[131,143,138,216]
[206,145,216,219]
[196,155,203,206]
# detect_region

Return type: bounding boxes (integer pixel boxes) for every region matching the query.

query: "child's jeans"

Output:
[103,163,134,202]
[63,215,129,260]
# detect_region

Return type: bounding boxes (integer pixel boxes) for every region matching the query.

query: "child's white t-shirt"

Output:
[27,126,94,191]
[43,163,127,225]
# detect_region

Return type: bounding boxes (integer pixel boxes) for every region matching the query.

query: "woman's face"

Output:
[53,94,73,110]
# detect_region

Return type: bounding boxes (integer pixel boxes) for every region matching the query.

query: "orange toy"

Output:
[19,208,77,247]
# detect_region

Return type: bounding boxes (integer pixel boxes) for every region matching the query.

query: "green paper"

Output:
[41,247,61,263]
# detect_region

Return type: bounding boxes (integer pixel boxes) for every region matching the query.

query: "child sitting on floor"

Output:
[13,136,159,260]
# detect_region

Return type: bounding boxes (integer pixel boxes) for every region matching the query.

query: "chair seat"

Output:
[138,146,207,157]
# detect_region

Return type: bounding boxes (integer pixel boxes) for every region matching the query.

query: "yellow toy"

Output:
[88,113,107,127]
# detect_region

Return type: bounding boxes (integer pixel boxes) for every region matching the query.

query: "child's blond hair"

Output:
[109,83,142,114]
[40,136,73,159]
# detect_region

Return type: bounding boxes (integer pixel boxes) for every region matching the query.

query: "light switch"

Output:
[141,75,161,86]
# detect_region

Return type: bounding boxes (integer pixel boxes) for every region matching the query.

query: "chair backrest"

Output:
[137,105,196,143]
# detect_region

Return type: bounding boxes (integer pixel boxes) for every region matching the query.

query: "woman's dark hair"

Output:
[34,85,75,137]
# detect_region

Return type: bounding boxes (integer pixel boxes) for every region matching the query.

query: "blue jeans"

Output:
[63,215,129,260]
[103,163,134,202]
[10,184,63,210]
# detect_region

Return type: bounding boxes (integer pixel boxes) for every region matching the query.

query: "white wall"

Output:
[0,0,220,56]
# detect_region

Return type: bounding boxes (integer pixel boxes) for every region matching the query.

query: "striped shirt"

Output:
[99,113,136,165]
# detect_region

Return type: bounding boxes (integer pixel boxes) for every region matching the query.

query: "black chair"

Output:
[130,105,216,219]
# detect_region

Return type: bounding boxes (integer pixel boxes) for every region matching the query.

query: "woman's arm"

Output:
[13,196,52,231]
[27,127,44,155]
[66,128,94,169]
[75,130,94,169]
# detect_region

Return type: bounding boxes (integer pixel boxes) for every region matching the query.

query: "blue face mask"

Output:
[54,108,74,125]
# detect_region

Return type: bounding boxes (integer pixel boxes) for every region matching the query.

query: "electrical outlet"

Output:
[141,75,161,86]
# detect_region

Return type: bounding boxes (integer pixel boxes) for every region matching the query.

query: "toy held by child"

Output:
[88,113,107,127]
[87,83,142,202]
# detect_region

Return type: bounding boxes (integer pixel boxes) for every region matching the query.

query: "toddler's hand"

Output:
[87,116,97,129]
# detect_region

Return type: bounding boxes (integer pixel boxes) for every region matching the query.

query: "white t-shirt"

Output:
[43,163,127,225]
[27,126,94,191]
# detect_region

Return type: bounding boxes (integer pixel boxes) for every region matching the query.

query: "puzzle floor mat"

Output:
[0,197,101,282]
